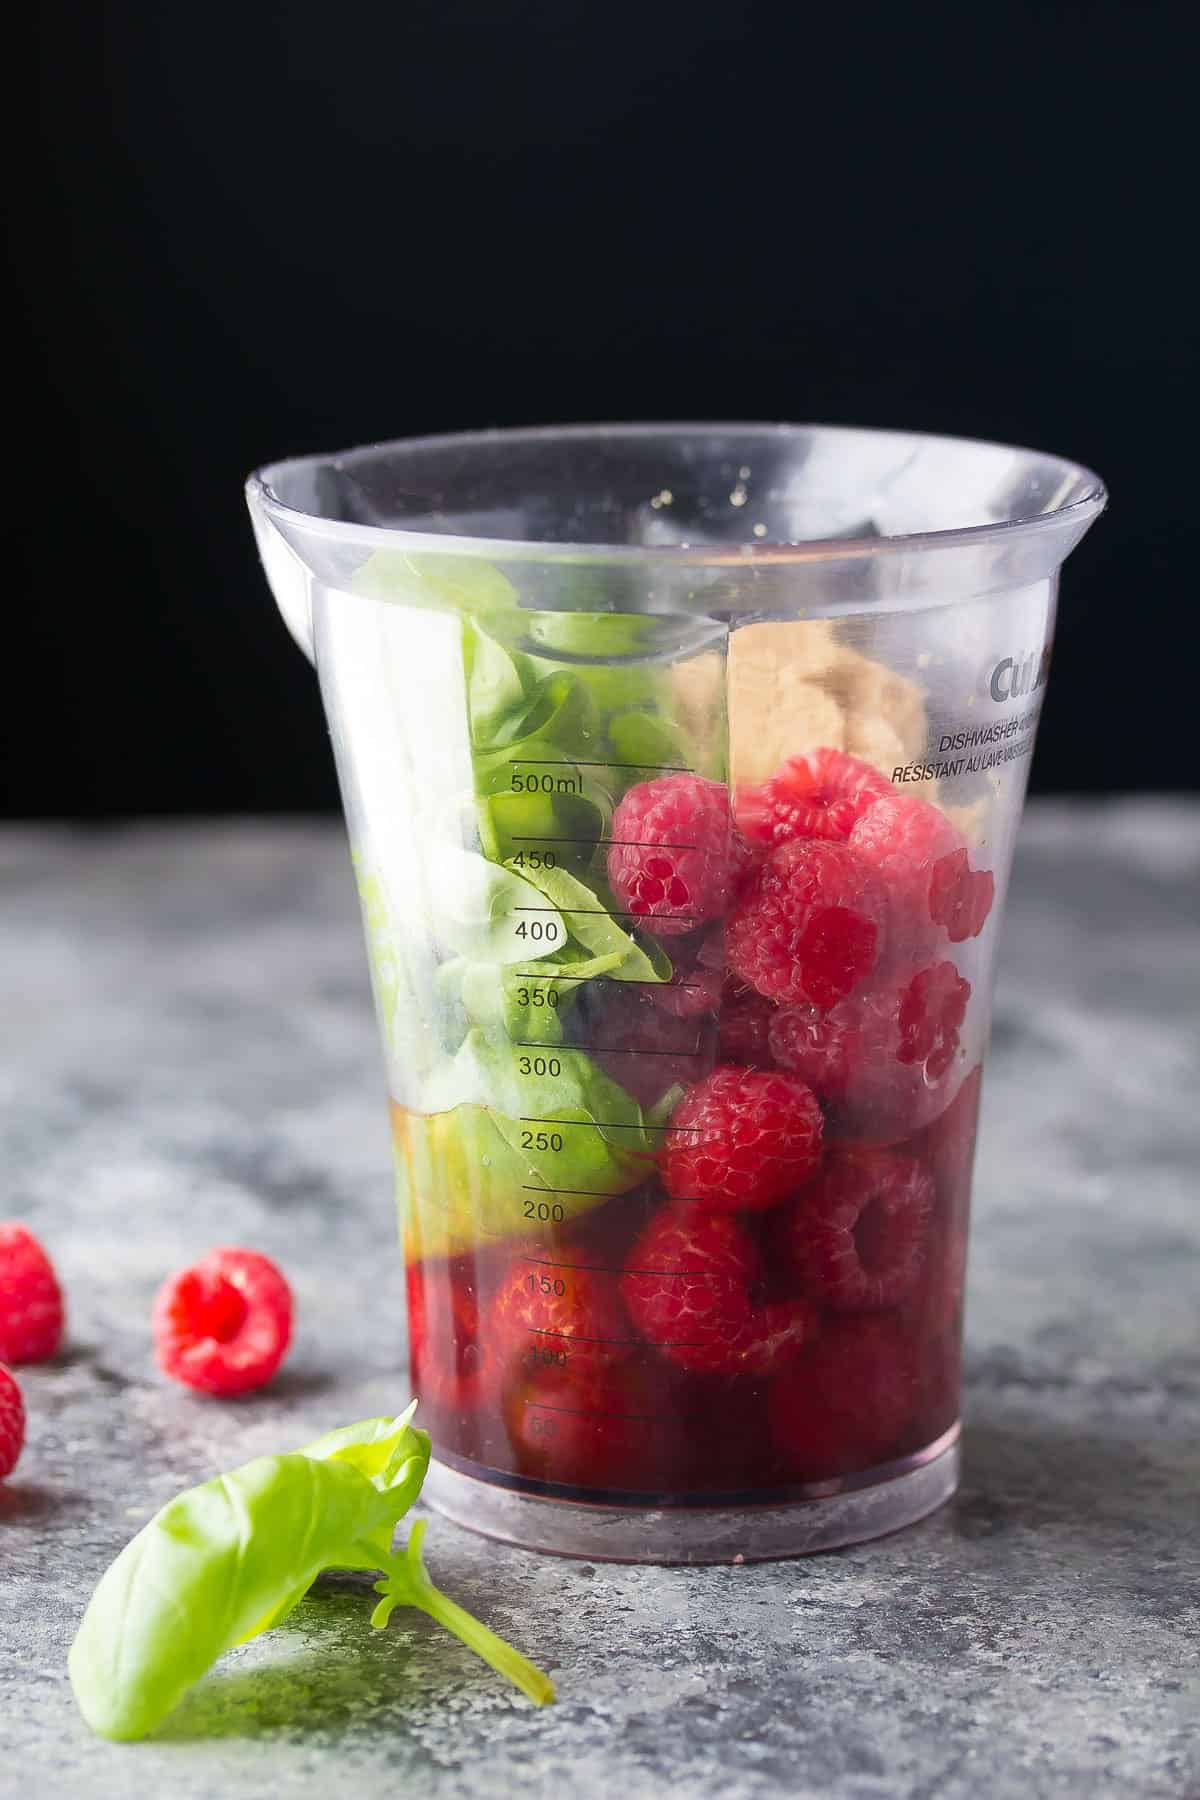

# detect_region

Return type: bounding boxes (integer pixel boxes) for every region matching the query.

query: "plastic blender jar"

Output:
[247,424,1105,1563]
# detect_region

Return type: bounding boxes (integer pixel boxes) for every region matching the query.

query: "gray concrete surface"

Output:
[1,802,1197,1797]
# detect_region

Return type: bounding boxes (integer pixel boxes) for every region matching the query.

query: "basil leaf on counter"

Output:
[68,1409,553,1742]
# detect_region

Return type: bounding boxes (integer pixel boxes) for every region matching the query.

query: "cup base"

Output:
[423,1426,960,1564]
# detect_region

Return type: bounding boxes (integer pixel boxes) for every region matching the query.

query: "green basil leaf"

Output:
[607,707,690,775]
[397,1028,653,1259]
[68,1415,431,1742]
[352,550,517,615]
[431,848,568,965]
[463,618,530,747]
[503,859,671,984]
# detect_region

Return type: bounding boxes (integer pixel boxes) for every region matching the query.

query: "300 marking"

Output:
[519,1054,561,1078]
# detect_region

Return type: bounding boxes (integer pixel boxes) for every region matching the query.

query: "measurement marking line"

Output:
[521,1185,623,1199]
[525,1403,666,1423]
[513,974,708,989]
[520,1116,706,1132]
[516,1042,704,1057]
[513,759,693,773]
[521,1332,705,1346]
[510,836,700,851]
[515,906,699,921]
[522,1256,713,1277]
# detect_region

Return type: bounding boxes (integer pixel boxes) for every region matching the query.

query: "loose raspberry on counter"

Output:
[850,791,994,945]
[663,1065,824,1211]
[727,838,887,1010]
[607,774,732,938]
[770,961,972,1144]
[0,1222,65,1365]
[785,1148,935,1312]
[152,1247,293,1396]
[769,1314,922,1483]
[621,1203,816,1376]
[736,747,891,847]
[0,1364,25,1481]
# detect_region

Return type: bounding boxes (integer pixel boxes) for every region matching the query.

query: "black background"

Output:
[8,0,1197,818]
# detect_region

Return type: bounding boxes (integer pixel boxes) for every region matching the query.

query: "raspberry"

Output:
[849,792,993,946]
[646,960,723,1020]
[785,1148,935,1312]
[607,774,731,938]
[769,1314,922,1482]
[911,1326,962,1447]
[487,1242,635,1379]
[407,1256,488,1419]
[152,1247,293,1396]
[621,1203,816,1375]
[770,961,971,1144]
[663,1065,824,1211]
[588,982,710,1110]
[736,748,891,847]
[717,980,776,1066]
[897,962,971,1081]
[0,1365,24,1481]
[922,1066,983,1208]
[727,839,887,1010]
[0,1223,65,1364]
[929,849,995,943]
[500,1359,689,1493]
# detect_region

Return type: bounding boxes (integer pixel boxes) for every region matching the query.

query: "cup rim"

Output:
[247,420,1107,568]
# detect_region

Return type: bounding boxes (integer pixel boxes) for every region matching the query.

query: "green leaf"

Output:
[431,848,568,965]
[504,859,671,984]
[396,1027,654,1260]
[472,670,601,799]
[372,1521,554,1706]
[463,618,529,747]
[68,1415,431,1741]
[352,550,518,615]
[607,707,690,775]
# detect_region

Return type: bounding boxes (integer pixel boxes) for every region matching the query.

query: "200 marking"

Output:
[523,1199,566,1222]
